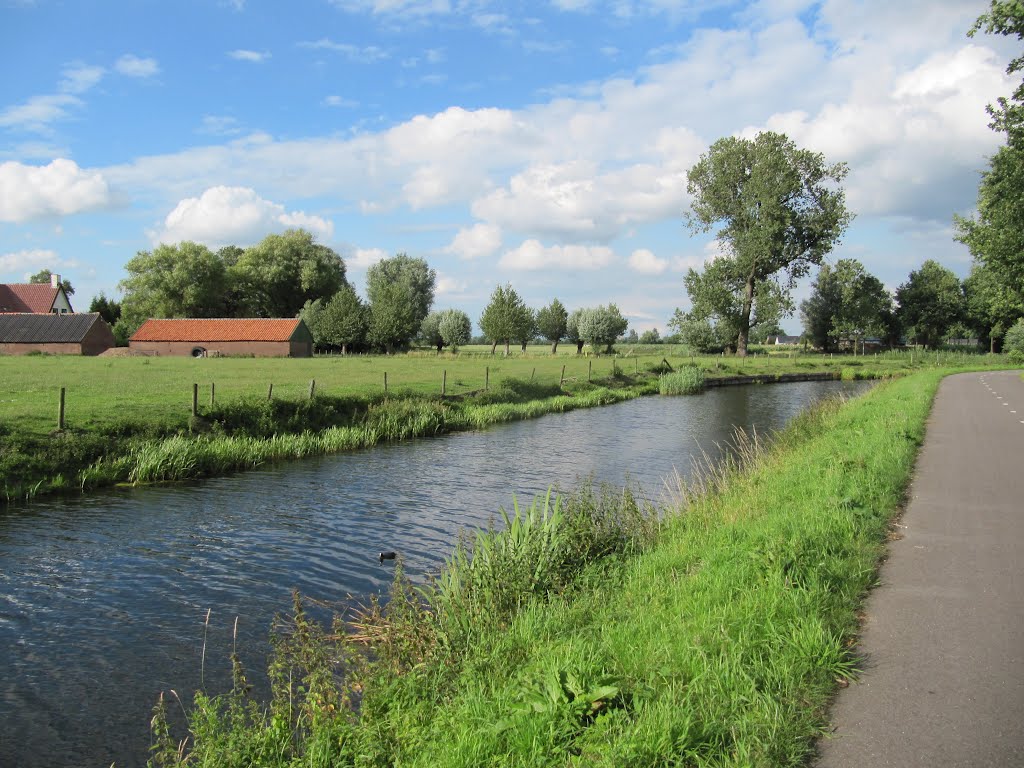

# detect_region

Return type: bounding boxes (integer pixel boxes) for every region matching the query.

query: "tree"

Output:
[536,299,568,354]
[438,309,471,350]
[670,315,729,353]
[969,1,1024,144]
[639,328,661,344]
[566,308,586,353]
[1005,318,1024,360]
[368,281,418,353]
[684,131,852,356]
[576,304,629,353]
[320,285,368,354]
[674,258,791,353]
[232,229,347,318]
[479,284,529,355]
[420,311,445,352]
[801,259,892,352]
[30,269,74,296]
[366,253,436,330]
[964,261,1024,352]
[895,260,966,348]
[515,308,537,352]
[118,242,228,335]
[88,292,121,326]
[625,329,639,343]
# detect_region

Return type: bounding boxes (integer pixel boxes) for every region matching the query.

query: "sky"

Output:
[0,0,1016,335]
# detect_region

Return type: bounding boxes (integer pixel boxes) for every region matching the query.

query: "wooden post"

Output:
[57,387,65,431]
[210,382,215,406]
[485,366,489,391]
[442,369,447,395]
[588,360,592,382]
[635,358,638,374]
[308,379,316,399]
[560,365,565,387]
[384,371,388,394]
[192,383,198,416]
[530,367,535,383]
[611,359,616,376]
[267,383,273,400]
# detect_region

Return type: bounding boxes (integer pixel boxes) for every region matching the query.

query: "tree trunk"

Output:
[551,341,558,354]
[504,341,511,356]
[341,343,348,355]
[736,275,755,358]
[436,342,443,352]
[576,340,584,354]
[490,340,497,355]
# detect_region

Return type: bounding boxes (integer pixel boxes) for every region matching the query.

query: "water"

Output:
[0,380,869,767]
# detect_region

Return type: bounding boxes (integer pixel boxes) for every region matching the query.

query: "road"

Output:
[815,370,1024,767]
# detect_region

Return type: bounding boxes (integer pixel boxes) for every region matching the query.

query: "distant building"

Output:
[129,318,314,357]
[0,274,74,314]
[770,335,803,346]
[0,313,114,356]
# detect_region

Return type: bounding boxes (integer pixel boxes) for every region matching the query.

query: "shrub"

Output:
[1004,319,1024,362]
[659,366,705,395]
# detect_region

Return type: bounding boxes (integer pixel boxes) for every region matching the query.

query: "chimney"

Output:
[51,273,61,289]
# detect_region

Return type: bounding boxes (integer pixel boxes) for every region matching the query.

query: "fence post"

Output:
[308,379,316,399]
[58,387,65,431]
[442,369,447,396]
[588,360,592,382]
[267,383,273,400]
[531,367,535,383]
[485,366,489,391]
[192,383,198,417]
[635,358,638,374]
[560,364,566,387]
[384,371,388,394]
[210,382,215,406]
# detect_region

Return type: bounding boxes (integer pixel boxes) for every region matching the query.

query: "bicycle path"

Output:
[816,369,1024,768]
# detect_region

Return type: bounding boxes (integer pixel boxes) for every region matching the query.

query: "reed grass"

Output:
[658,365,705,395]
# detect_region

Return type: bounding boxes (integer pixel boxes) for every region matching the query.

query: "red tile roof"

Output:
[0,284,62,314]
[130,318,305,342]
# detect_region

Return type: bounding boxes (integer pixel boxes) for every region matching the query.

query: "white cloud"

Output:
[0,159,111,222]
[322,95,358,108]
[115,54,160,77]
[199,115,243,136]
[445,223,502,259]
[329,0,451,16]
[499,239,615,271]
[60,64,105,94]
[299,39,389,63]
[349,247,388,268]
[628,248,668,274]
[0,248,67,276]
[153,186,334,246]
[436,274,469,296]
[228,49,271,63]
[0,94,81,131]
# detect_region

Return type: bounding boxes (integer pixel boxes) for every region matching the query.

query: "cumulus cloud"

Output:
[0,159,111,222]
[444,223,502,259]
[153,186,334,246]
[628,248,668,274]
[349,247,388,268]
[228,49,270,62]
[299,39,389,63]
[322,95,358,108]
[115,55,160,77]
[436,274,469,296]
[329,0,451,16]
[60,64,106,94]
[0,248,73,276]
[499,239,615,271]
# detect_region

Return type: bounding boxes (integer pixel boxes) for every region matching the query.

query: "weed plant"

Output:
[658,366,705,395]
[148,371,944,767]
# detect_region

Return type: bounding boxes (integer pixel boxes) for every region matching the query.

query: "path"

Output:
[816,370,1024,767]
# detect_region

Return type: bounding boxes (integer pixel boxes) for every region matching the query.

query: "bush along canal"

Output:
[0,379,875,768]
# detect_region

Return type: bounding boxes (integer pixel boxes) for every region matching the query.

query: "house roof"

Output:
[0,283,63,314]
[130,318,306,342]
[0,313,103,344]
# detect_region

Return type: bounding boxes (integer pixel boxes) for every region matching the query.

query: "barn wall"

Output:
[0,342,83,355]
[129,340,295,357]
[82,321,115,356]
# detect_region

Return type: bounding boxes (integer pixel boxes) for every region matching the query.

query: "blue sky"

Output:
[0,0,1014,334]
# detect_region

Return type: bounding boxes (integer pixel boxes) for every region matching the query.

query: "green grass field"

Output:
[0,346,991,439]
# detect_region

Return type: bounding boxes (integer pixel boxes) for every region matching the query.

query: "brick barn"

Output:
[129,318,314,357]
[0,313,115,356]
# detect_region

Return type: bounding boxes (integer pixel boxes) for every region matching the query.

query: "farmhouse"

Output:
[129,318,313,357]
[0,274,75,314]
[0,313,114,356]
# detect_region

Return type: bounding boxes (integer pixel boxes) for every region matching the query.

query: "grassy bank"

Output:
[0,350,1004,503]
[149,370,944,767]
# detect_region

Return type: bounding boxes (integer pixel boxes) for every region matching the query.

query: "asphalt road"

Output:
[815,370,1024,768]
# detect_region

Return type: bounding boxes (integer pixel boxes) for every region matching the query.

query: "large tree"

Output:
[479,284,530,355]
[30,269,74,296]
[88,292,121,326]
[320,285,368,354]
[895,260,966,349]
[366,253,435,327]
[969,1,1024,144]
[576,304,629,354]
[118,241,228,335]
[684,131,852,356]
[566,308,586,354]
[232,229,347,318]
[964,261,1024,352]
[536,298,568,354]
[438,309,472,350]
[673,257,791,353]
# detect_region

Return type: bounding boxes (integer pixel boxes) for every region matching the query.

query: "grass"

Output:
[659,365,705,395]
[0,348,1010,503]
[149,369,948,767]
